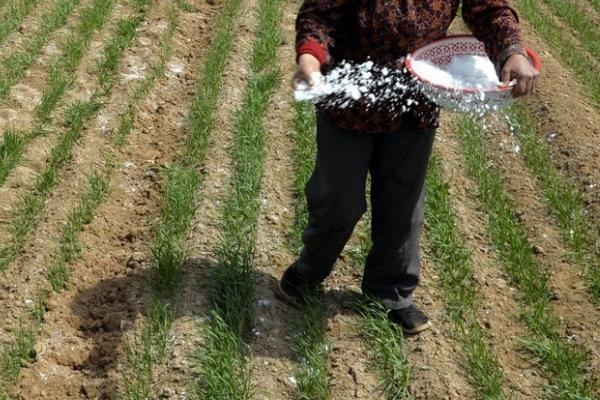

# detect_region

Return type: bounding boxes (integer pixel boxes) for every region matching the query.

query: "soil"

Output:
[1,0,599,398]
[435,116,549,399]
[480,117,600,378]
[518,6,600,228]
[2,1,218,398]
[151,0,259,396]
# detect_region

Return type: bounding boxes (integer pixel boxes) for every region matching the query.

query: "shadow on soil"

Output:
[70,269,147,399]
[69,256,365,398]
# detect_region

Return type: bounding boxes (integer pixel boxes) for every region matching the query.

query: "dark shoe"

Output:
[277,263,319,306]
[387,304,431,334]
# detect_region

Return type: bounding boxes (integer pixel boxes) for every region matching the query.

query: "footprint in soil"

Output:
[71,269,147,400]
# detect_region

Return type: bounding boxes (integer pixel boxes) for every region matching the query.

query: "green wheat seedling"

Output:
[48,168,111,291]
[35,0,115,124]
[289,102,332,400]
[122,300,175,400]
[193,313,253,400]
[0,0,115,189]
[0,0,39,46]
[149,0,244,290]
[194,0,282,397]
[541,0,600,61]
[119,0,247,396]
[507,105,600,301]
[356,299,411,400]
[289,102,316,251]
[0,0,81,104]
[0,131,26,184]
[176,0,195,12]
[0,2,152,273]
[456,116,597,400]
[0,326,35,385]
[292,290,332,400]
[514,0,600,107]
[0,0,10,13]
[0,289,50,398]
[114,5,177,146]
[425,156,505,399]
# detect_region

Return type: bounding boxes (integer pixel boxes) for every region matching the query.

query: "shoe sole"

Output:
[276,280,301,307]
[401,320,432,335]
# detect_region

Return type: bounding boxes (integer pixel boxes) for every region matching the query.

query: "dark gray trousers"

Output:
[295,114,435,310]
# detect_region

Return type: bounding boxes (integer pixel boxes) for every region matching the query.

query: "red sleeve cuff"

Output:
[296,40,329,65]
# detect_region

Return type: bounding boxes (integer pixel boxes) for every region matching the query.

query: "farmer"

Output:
[278,0,539,333]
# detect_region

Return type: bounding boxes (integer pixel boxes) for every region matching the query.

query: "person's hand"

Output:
[293,53,321,88]
[500,54,539,97]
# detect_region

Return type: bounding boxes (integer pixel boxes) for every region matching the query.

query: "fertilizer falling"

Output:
[294,57,508,119]
[294,57,520,148]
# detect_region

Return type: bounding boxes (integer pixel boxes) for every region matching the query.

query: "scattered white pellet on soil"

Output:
[169,62,186,75]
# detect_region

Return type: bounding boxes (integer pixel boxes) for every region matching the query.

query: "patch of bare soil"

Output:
[0,0,69,58]
[0,0,128,343]
[480,118,600,379]
[248,0,300,398]
[0,0,129,249]
[0,0,92,132]
[518,13,600,228]
[151,0,259,396]
[8,1,216,398]
[435,118,548,399]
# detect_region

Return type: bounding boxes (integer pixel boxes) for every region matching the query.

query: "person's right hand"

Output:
[293,53,322,88]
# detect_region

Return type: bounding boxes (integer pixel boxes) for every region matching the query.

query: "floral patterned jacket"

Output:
[296,0,526,133]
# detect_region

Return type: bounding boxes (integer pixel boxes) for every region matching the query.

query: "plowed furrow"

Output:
[0,0,40,47]
[482,121,600,380]
[454,116,597,399]
[148,0,255,396]
[0,0,83,106]
[13,2,216,397]
[436,121,548,399]
[0,0,150,273]
[249,0,321,397]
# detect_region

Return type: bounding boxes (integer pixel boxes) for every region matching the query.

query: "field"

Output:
[0,0,598,398]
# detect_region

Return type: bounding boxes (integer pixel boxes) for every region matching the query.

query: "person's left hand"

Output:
[500,54,540,97]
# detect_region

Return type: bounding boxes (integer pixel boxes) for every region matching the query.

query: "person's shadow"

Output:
[70,255,365,399]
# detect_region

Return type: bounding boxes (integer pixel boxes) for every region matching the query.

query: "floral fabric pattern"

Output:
[296,0,525,133]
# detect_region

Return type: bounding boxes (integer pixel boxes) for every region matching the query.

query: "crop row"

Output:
[0,1,155,397]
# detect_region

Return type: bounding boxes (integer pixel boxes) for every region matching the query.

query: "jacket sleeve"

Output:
[296,0,348,65]
[462,0,527,72]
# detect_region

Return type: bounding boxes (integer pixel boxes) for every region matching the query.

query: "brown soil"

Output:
[0,0,131,343]
[0,0,72,58]
[436,116,548,399]
[0,0,92,131]
[567,0,600,27]
[151,0,258,396]
[518,7,600,228]
[249,0,302,397]
[1,0,599,398]
[0,0,129,247]
[4,1,217,398]
[481,117,600,377]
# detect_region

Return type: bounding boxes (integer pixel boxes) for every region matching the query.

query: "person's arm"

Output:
[463,0,539,96]
[294,0,347,86]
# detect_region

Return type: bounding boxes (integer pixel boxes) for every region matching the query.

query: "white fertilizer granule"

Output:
[293,56,510,116]
[411,55,500,90]
[293,61,409,108]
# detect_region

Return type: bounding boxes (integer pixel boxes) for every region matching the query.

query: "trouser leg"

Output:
[362,126,435,310]
[296,115,373,283]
